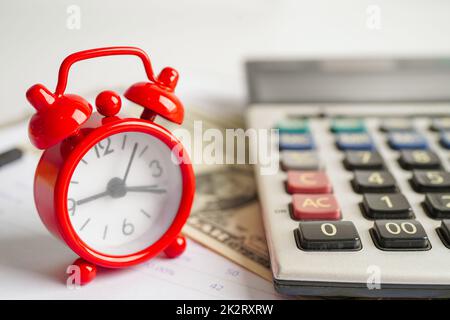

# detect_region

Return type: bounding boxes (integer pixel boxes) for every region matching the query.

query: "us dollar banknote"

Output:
[163,106,272,280]
[183,165,272,281]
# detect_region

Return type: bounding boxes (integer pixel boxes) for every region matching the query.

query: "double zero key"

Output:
[296,221,362,251]
[370,220,430,251]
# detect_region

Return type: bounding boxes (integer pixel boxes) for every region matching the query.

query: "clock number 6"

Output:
[149,160,163,177]
[94,137,114,158]
[122,219,135,236]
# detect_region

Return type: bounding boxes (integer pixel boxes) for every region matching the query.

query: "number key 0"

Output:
[295,221,362,251]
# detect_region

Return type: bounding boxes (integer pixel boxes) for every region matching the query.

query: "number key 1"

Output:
[361,193,414,219]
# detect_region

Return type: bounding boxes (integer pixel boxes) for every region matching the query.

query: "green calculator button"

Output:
[331,118,366,133]
[276,119,309,134]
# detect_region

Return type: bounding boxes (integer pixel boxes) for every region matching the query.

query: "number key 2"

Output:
[371,220,430,250]
[410,170,450,193]
[361,193,414,219]
[295,221,362,251]
[352,170,397,193]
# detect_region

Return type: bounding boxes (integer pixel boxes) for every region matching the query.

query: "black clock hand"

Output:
[76,191,109,205]
[123,143,138,183]
[126,185,167,193]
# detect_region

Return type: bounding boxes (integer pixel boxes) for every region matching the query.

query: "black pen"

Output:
[0,147,23,168]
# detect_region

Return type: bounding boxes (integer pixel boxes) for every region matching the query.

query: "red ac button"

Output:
[292,194,341,220]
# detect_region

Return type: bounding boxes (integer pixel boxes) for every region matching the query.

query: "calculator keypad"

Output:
[274,115,450,253]
[296,221,362,251]
[371,220,430,250]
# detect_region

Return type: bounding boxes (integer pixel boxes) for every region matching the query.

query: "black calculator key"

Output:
[281,150,321,170]
[371,220,430,250]
[423,193,450,219]
[296,221,362,251]
[438,220,450,248]
[398,150,441,170]
[410,170,450,193]
[352,170,397,193]
[362,194,413,219]
[343,151,384,170]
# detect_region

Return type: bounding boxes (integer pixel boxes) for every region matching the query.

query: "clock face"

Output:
[67,131,182,256]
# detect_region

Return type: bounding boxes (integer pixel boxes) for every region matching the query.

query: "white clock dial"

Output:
[67,131,182,255]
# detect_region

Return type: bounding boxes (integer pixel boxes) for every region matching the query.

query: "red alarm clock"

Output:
[26,47,195,285]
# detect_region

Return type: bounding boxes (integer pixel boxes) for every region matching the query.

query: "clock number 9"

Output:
[149,160,163,177]
[68,198,76,216]
[122,219,135,236]
[94,137,114,158]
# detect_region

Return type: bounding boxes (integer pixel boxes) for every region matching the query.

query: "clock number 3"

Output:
[149,160,163,177]
[94,137,114,158]
[122,219,135,236]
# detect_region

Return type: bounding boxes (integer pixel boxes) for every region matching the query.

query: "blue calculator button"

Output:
[279,133,314,150]
[276,119,309,134]
[336,133,373,150]
[331,118,366,133]
[440,132,450,149]
[388,132,428,150]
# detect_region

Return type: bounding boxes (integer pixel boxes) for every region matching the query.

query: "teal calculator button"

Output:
[276,119,309,134]
[331,118,365,133]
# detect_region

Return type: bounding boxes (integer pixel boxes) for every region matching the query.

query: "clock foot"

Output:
[71,258,97,285]
[164,234,187,258]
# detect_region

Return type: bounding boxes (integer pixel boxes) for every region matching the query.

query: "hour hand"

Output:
[125,185,167,194]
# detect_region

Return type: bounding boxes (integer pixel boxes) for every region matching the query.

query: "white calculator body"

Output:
[246,59,450,298]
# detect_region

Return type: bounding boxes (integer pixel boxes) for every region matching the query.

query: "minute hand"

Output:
[125,185,167,193]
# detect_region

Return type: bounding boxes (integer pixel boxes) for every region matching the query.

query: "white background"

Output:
[2,0,450,123]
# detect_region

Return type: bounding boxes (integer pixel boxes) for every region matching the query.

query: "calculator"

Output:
[245,59,450,298]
